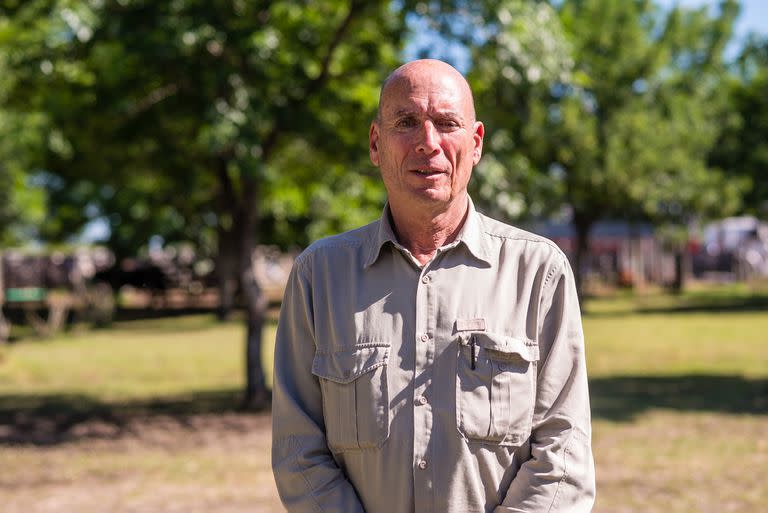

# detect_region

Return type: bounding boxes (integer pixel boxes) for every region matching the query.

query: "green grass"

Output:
[581,287,768,513]
[585,309,768,378]
[0,285,766,513]
[1,286,763,402]
[0,315,277,401]
[583,284,768,378]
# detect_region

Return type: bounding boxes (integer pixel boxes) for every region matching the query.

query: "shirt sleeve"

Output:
[271,257,366,513]
[496,256,596,512]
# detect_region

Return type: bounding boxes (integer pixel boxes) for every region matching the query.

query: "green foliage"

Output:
[263,139,386,247]
[0,111,47,244]
[2,0,762,255]
[0,0,418,401]
[0,0,407,255]
[710,35,768,215]
[0,25,47,244]
[465,0,573,220]
[467,0,745,229]
[2,0,765,284]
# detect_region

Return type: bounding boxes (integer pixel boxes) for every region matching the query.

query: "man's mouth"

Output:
[411,168,445,176]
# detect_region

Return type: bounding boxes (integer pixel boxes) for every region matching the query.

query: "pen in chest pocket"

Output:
[470,335,476,370]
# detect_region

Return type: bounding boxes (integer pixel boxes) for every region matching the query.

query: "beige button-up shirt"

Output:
[272,198,595,513]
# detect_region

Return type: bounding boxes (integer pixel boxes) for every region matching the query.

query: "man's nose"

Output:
[415,120,440,154]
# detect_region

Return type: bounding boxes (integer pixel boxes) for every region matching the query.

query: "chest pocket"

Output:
[312,344,390,452]
[456,332,538,446]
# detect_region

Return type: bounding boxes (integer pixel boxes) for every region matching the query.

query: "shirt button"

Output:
[416,396,427,405]
[417,460,428,470]
[420,333,429,343]
[421,274,430,284]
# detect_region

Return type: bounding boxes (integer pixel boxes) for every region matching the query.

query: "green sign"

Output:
[4,288,48,303]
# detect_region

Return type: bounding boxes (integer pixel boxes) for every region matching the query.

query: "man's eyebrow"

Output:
[433,110,464,120]
[390,109,465,120]
[392,109,418,118]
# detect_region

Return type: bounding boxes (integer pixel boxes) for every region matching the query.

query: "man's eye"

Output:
[395,118,417,128]
[437,119,459,129]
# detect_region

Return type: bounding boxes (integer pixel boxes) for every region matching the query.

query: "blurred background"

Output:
[0,1,766,512]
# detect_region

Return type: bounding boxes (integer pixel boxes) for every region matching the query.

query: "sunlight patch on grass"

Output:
[593,410,768,513]
[0,316,278,401]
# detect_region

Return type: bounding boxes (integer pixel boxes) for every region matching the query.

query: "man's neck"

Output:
[388,195,469,266]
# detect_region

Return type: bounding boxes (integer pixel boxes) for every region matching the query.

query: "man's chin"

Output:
[410,189,449,204]
[386,186,460,210]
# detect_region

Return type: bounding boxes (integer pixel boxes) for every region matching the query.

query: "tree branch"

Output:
[127,83,179,117]
[261,0,364,163]
[305,0,364,97]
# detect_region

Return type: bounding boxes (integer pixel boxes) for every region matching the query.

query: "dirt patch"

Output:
[3,409,766,513]
[0,412,285,513]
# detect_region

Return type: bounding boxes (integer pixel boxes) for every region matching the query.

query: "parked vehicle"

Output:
[691,216,768,278]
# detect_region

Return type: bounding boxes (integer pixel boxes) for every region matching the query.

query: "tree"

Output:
[0,113,46,245]
[467,0,744,295]
[710,35,768,216]
[0,26,48,342]
[1,0,410,407]
[0,34,46,245]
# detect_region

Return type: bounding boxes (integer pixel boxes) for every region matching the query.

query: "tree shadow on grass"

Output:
[590,374,768,422]
[585,292,768,317]
[637,294,768,315]
[0,388,269,446]
[3,375,766,445]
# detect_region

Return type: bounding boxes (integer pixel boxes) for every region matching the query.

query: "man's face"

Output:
[369,63,484,210]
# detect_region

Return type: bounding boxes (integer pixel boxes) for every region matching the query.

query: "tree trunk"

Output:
[572,213,593,301]
[216,230,239,321]
[670,248,686,294]
[238,180,271,410]
[215,155,239,321]
[227,0,360,408]
[241,251,270,409]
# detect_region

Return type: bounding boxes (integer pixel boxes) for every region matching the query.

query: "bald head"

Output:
[377,59,476,122]
[368,58,484,218]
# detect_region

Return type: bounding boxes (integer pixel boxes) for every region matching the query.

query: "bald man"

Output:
[272,59,595,513]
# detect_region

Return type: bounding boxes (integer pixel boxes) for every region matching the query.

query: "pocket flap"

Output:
[312,345,390,384]
[465,333,539,362]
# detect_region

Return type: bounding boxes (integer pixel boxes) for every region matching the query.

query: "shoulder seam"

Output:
[295,239,365,268]
[483,229,566,257]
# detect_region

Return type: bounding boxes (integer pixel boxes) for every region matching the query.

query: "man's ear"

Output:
[369,122,380,166]
[472,121,484,165]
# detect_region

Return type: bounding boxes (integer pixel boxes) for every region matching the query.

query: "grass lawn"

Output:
[0,285,766,512]
[582,288,768,513]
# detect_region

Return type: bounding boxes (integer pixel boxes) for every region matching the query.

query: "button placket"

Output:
[413,264,435,513]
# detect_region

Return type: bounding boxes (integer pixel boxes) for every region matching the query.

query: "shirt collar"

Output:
[363,203,400,268]
[363,196,493,268]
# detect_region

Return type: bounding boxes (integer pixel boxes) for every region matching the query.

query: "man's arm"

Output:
[496,256,596,512]
[271,258,366,513]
